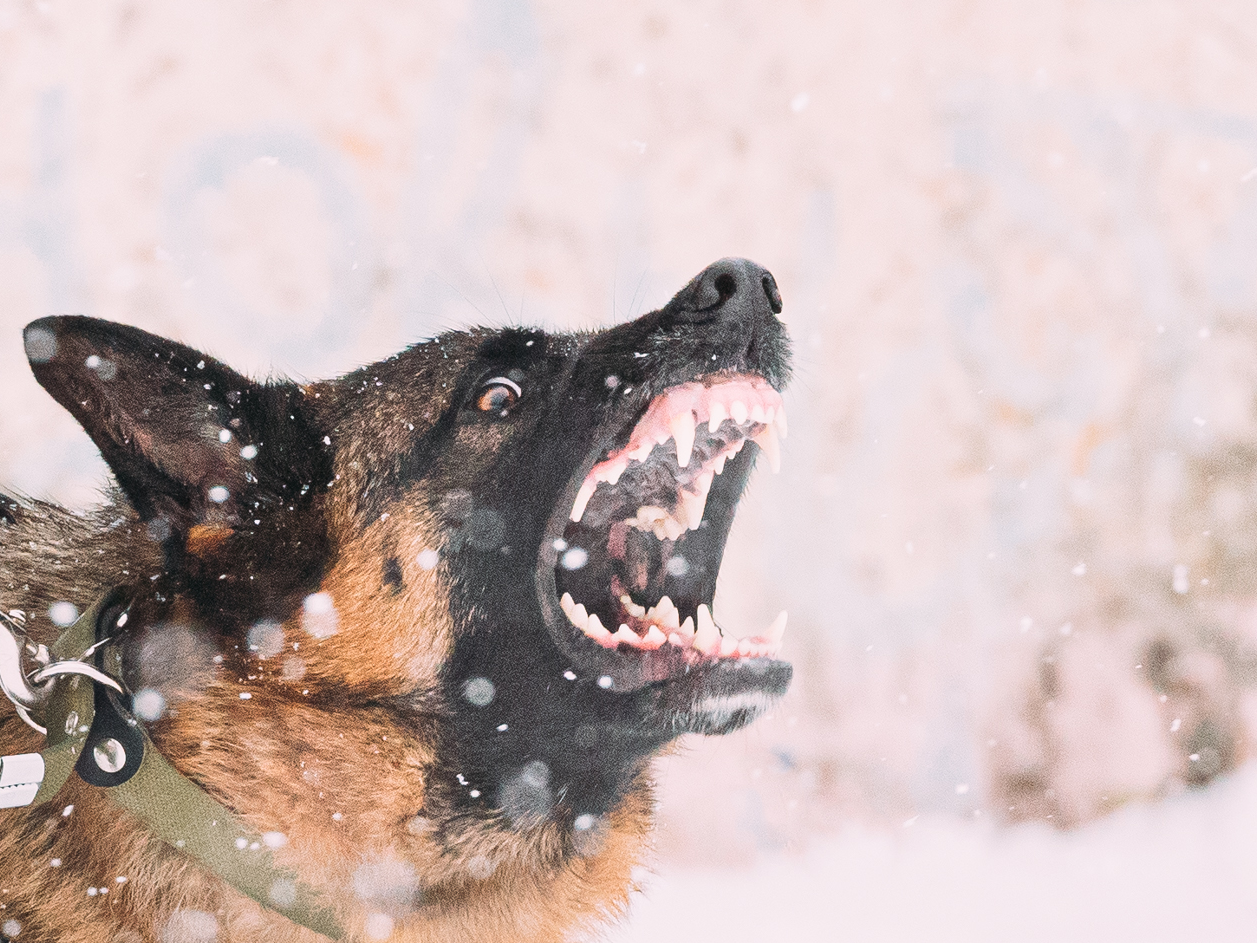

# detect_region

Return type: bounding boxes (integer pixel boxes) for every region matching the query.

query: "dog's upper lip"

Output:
[535,371,790,692]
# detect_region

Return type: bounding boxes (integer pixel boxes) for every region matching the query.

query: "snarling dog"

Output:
[0,258,791,942]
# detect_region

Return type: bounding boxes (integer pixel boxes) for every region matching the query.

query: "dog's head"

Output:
[24,257,791,874]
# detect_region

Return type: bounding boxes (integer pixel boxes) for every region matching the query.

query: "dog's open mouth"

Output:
[540,373,789,691]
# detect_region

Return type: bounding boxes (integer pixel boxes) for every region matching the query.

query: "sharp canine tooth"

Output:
[671,411,697,468]
[730,400,749,425]
[708,401,728,433]
[753,422,782,473]
[561,592,576,616]
[766,610,787,644]
[680,488,707,530]
[571,479,597,522]
[695,605,719,653]
[776,404,788,440]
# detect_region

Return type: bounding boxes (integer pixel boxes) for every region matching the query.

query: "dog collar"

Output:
[0,589,344,941]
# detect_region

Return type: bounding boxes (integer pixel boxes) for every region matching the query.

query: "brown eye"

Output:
[475,377,521,414]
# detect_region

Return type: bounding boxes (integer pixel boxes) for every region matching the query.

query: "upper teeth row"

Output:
[560,591,787,660]
[570,377,787,524]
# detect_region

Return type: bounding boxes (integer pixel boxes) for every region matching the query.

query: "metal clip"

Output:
[0,614,47,733]
[1,612,124,735]
[0,752,45,809]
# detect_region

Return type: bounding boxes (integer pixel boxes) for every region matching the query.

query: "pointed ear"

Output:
[24,316,329,535]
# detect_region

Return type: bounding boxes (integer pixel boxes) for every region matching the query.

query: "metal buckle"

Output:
[1,610,126,734]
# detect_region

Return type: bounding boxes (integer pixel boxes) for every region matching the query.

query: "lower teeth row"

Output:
[558,591,786,659]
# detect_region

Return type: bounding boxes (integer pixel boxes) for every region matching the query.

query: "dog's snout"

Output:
[668,258,783,325]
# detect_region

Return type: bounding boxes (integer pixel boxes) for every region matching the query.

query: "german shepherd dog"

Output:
[0,258,791,942]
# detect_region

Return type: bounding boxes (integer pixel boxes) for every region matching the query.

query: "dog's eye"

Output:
[474,377,522,414]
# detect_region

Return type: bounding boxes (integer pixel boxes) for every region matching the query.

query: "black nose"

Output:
[663,257,783,325]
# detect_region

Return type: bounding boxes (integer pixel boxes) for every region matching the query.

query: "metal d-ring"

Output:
[30,661,126,696]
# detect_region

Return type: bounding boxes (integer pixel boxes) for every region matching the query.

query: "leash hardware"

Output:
[2,611,125,735]
[0,613,54,734]
[30,657,126,696]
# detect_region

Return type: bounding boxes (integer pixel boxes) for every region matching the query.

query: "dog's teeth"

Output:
[586,613,616,646]
[679,487,708,531]
[737,639,756,656]
[630,438,655,463]
[775,404,788,439]
[678,615,695,639]
[730,400,749,425]
[753,422,782,474]
[620,594,647,618]
[613,624,640,647]
[571,602,589,627]
[571,480,597,522]
[655,596,680,629]
[640,626,667,649]
[750,403,767,425]
[561,592,576,616]
[713,452,729,475]
[707,401,728,433]
[766,610,787,646]
[719,635,740,657]
[662,517,684,541]
[604,459,627,485]
[694,604,719,654]
[670,411,696,468]
[636,505,668,526]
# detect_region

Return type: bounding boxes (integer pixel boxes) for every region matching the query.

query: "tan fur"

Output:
[0,493,653,942]
[3,261,792,940]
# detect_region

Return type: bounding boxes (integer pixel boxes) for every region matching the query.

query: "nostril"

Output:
[761,274,783,315]
[713,273,737,305]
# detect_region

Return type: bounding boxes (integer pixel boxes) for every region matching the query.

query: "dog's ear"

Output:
[24,316,328,537]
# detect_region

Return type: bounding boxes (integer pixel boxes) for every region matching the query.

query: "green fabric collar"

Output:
[8,589,344,941]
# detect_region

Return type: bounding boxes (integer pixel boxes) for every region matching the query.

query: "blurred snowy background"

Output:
[5,0,1257,939]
